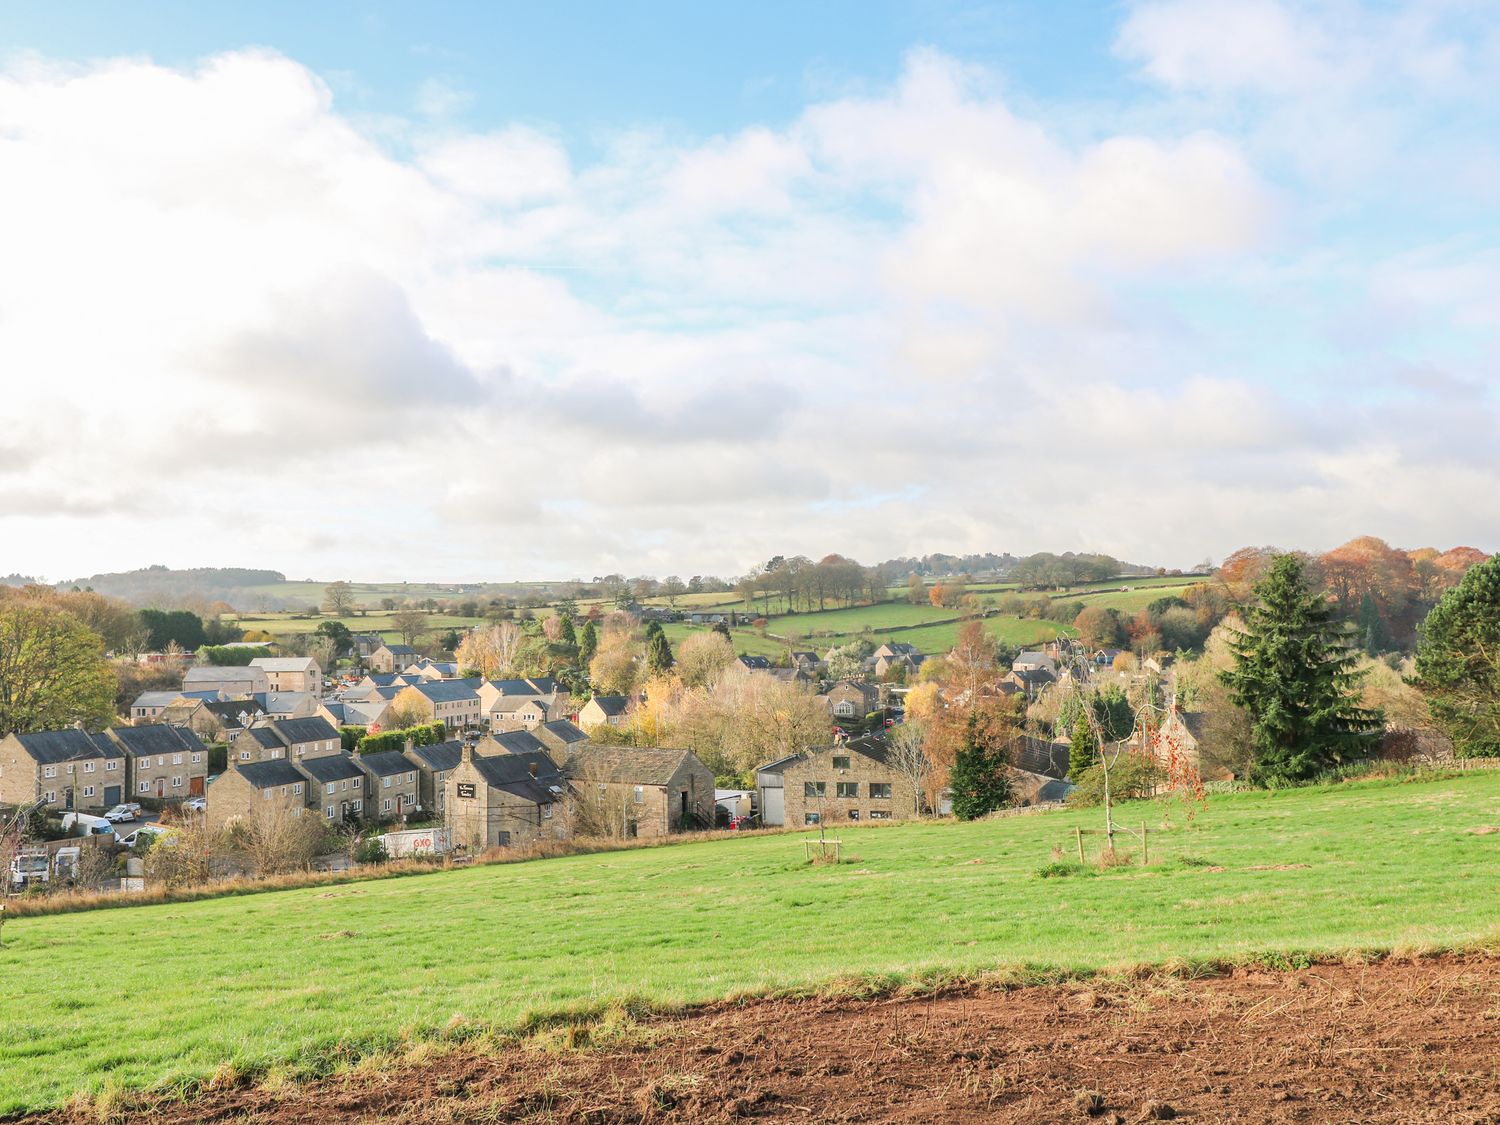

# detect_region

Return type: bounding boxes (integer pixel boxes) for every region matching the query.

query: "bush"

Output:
[353,837,388,865]
[1065,752,1163,808]
[357,721,446,754]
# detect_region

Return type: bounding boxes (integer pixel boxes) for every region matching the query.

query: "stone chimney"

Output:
[404,736,415,755]
[461,741,473,764]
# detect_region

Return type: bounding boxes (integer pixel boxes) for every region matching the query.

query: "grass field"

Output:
[3,773,1499,1113]
[227,611,485,640]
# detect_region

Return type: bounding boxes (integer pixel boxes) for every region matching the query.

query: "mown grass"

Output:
[3,773,1499,1113]
[227,611,485,639]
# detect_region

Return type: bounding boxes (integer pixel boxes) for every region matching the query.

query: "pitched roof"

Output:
[484,678,540,696]
[131,691,187,709]
[377,643,418,655]
[200,699,265,722]
[235,760,306,789]
[470,751,565,804]
[269,717,339,745]
[490,730,546,755]
[586,695,630,716]
[410,681,480,704]
[103,724,207,757]
[406,739,464,772]
[1013,735,1069,780]
[358,750,417,778]
[490,694,548,714]
[296,754,367,783]
[239,727,283,750]
[539,719,588,745]
[563,746,700,787]
[525,677,562,694]
[184,666,262,682]
[737,655,772,669]
[11,729,115,764]
[250,657,318,672]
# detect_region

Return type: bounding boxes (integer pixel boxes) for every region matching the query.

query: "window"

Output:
[84,762,95,773]
[240,750,250,761]
[192,753,202,764]
[107,760,118,771]
[83,786,95,798]
[836,782,859,799]
[172,754,183,765]
[633,785,644,804]
[869,810,891,820]
[263,790,273,801]
[171,776,183,788]
[848,809,859,821]
[326,783,336,795]
[383,777,391,789]
[293,783,303,795]
[382,798,392,812]
[139,781,151,793]
[352,800,362,812]
[832,756,850,770]
[804,812,821,825]
[325,805,335,819]
[45,790,56,803]
[869,783,892,800]
[43,766,56,779]
[803,781,826,798]
[834,702,854,717]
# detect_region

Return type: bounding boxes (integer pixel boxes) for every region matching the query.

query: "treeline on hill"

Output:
[57,566,287,607]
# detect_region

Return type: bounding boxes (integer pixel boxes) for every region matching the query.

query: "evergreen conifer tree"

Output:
[578,619,598,668]
[1414,555,1500,757]
[1219,554,1382,785]
[646,630,674,676]
[1068,721,1097,780]
[948,713,1013,820]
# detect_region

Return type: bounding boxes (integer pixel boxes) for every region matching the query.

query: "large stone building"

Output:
[562,746,716,838]
[249,657,323,697]
[756,739,916,827]
[205,759,308,830]
[184,665,270,697]
[444,743,567,850]
[0,729,125,813]
[97,724,210,801]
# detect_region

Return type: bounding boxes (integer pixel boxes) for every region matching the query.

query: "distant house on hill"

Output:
[368,643,419,674]
[578,695,631,729]
[563,746,716,837]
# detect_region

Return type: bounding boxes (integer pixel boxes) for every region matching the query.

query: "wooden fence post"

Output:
[1074,826,1084,864]
[1141,822,1148,865]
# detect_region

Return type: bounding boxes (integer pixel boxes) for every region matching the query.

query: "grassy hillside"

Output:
[228,610,485,640]
[3,773,1499,1113]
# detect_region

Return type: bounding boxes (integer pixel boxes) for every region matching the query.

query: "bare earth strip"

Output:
[15,953,1500,1124]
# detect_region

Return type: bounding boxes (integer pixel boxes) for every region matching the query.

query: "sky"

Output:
[2,1,1498,584]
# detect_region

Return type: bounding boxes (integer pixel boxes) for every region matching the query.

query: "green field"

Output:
[228,611,485,640]
[1056,582,1197,615]
[3,773,1499,1113]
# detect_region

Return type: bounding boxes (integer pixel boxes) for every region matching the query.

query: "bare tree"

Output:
[231,804,329,877]
[322,581,356,616]
[456,622,524,679]
[884,720,933,817]
[391,609,428,648]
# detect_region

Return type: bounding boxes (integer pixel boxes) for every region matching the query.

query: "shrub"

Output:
[1065,751,1164,808]
[353,838,388,865]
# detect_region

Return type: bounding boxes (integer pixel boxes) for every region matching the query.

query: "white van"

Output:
[61,812,116,839]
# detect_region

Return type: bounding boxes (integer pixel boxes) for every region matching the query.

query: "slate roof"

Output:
[235,760,306,789]
[250,658,318,672]
[132,691,186,710]
[185,666,262,683]
[539,720,588,745]
[411,681,480,704]
[12,729,115,765]
[358,750,417,779]
[103,724,207,757]
[296,754,366,784]
[485,678,538,696]
[490,730,546,755]
[490,695,548,714]
[200,699,265,723]
[586,695,630,717]
[239,727,284,750]
[269,717,339,745]
[406,740,465,773]
[563,746,699,787]
[376,643,418,656]
[737,655,772,670]
[1013,736,1070,780]
[471,751,565,804]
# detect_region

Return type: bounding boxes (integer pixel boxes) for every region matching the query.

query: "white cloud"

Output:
[0,38,1495,582]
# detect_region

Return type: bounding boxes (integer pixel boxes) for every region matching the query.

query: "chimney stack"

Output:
[461,741,473,763]
[404,736,415,754]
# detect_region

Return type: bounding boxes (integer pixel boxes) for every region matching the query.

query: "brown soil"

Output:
[18,954,1500,1124]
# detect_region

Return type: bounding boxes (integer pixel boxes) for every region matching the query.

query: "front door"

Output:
[155,779,165,799]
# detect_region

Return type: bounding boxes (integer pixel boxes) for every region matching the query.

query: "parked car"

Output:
[184,797,207,813]
[104,803,142,823]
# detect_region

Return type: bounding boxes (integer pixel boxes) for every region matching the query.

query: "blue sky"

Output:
[1,1,1496,582]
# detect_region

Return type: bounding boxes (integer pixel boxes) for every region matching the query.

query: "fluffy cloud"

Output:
[0,29,1495,582]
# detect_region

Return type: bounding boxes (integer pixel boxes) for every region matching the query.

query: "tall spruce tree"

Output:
[646,630,674,676]
[1414,555,1500,757]
[1068,721,1097,781]
[948,713,1013,820]
[578,619,598,668]
[1219,553,1382,785]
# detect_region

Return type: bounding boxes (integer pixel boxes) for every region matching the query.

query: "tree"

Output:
[1068,721,1097,780]
[675,631,736,689]
[947,713,1012,820]
[1091,684,1135,743]
[315,620,353,659]
[138,608,205,651]
[907,574,927,605]
[1219,554,1383,785]
[391,608,428,648]
[456,622,523,679]
[1414,555,1500,757]
[578,619,598,669]
[321,581,356,616]
[1074,606,1127,648]
[646,630,674,676]
[661,576,686,606]
[0,605,116,736]
[589,628,641,696]
[885,721,933,816]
